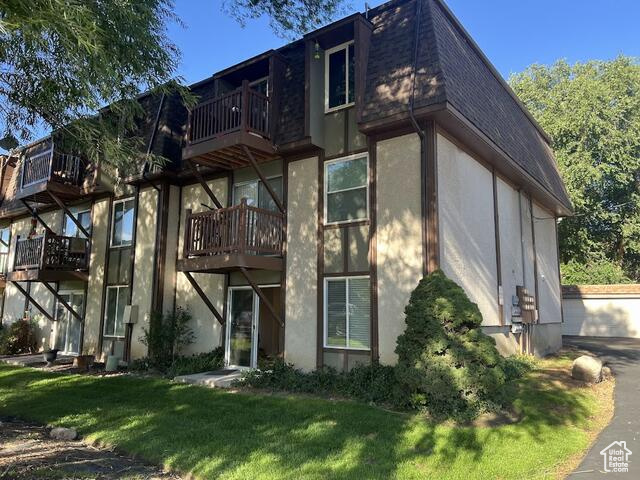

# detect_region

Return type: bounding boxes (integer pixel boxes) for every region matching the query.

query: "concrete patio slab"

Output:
[173,369,244,388]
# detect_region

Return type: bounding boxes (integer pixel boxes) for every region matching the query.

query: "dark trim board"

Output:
[7,269,88,283]
[368,137,379,361]
[177,254,283,274]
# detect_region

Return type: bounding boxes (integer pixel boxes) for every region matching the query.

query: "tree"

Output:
[510,57,640,282]
[223,0,347,37]
[0,0,186,171]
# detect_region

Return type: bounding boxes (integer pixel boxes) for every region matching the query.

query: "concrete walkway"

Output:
[0,353,74,368]
[565,336,640,478]
[174,368,244,388]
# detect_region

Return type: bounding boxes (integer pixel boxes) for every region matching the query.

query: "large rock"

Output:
[50,427,78,441]
[572,355,603,383]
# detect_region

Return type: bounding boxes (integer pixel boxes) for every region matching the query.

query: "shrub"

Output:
[166,348,224,377]
[394,270,513,420]
[139,307,195,370]
[243,359,400,406]
[0,319,38,355]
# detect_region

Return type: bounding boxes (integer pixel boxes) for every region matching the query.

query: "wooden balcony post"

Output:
[241,80,250,132]
[184,209,192,258]
[237,198,247,254]
[39,232,48,269]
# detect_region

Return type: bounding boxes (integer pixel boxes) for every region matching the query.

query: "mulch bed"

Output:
[0,417,181,479]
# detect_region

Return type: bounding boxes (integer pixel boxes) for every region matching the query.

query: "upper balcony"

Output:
[16,148,88,203]
[182,80,279,169]
[7,231,89,282]
[177,199,284,273]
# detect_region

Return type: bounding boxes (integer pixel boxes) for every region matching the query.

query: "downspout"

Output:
[408,0,429,276]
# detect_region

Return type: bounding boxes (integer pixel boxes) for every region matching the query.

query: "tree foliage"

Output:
[510,57,640,282]
[0,0,187,171]
[222,0,347,37]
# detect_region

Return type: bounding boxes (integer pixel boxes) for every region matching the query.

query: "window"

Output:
[324,276,370,350]
[325,41,355,111]
[63,209,91,238]
[250,77,269,97]
[0,227,9,273]
[324,154,368,224]
[233,176,283,212]
[111,198,135,247]
[103,285,129,337]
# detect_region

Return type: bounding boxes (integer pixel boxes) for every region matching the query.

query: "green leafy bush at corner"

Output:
[395,269,520,420]
[0,320,38,355]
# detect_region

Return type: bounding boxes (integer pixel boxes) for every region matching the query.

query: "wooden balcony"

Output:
[177,199,284,273]
[16,149,87,203]
[7,232,89,282]
[182,81,278,169]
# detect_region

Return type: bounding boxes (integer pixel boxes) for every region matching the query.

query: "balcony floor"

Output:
[15,180,85,203]
[7,269,89,283]
[182,131,278,170]
[177,253,283,274]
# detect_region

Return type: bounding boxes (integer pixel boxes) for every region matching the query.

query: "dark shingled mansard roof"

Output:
[361,0,571,210]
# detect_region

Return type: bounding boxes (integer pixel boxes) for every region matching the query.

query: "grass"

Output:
[0,353,612,480]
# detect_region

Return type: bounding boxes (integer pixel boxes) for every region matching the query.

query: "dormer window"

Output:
[325,41,355,112]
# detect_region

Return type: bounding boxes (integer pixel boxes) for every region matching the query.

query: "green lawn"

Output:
[0,357,611,480]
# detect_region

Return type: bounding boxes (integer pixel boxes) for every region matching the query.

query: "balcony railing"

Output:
[184,199,284,258]
[187,81,271,145]
[13,232,89,271]
[21,150,84,189]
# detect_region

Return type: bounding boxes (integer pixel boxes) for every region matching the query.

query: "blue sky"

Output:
[170,0,640,85]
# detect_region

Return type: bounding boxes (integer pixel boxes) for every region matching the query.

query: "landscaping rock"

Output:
[50,427,78,441]
[572,355,603,383]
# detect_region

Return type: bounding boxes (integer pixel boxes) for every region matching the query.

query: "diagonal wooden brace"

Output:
[239,266,284,328]
[42,282,82,322]
[183,271,225,325]
[48,191,91,238]
[241,145,285,215]
[187,159,223,209]
[10,281,55,322]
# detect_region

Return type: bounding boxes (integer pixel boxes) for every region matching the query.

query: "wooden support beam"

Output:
[42,282,82,322]
[182,271,225,325]
[241,145,285,215]
[187,160,223,209]
[48,191,91,238]
[20,199,53,232]
[11,281,55,322]
[239,266,284,328]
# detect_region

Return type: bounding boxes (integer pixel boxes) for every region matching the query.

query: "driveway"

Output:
[564,336,640,478]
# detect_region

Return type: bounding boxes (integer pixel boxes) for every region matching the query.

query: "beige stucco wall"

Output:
[130,187,159,359]
[376,133,423,364]
[284,156,318,370]
[437,133,500,326]
[82,198,109,355]
[533,202,562,324]
[176,178,228,356]
[563,296,640,338]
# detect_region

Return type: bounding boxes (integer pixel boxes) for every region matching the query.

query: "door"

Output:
[54,292,84,355]
[226,288,258,368]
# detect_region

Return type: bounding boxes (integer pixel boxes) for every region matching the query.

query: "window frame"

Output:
[323,275,371,351]
[110,197,135,248]
[102,284,129,339]
[324,40,355,113]
[63,207,92,238]
[323,153,369,226]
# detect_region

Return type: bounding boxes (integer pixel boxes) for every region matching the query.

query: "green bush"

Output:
[166,348,224,377]
[139,307,195,370]
[394,270,514,420]
[243,360,399,406]
[0,320,38,355]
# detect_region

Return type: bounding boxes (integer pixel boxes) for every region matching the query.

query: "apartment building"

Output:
[0,0,571,370]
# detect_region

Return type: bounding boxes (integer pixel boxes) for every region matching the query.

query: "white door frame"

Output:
[225,284,280,369]
[52,289,84,355]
